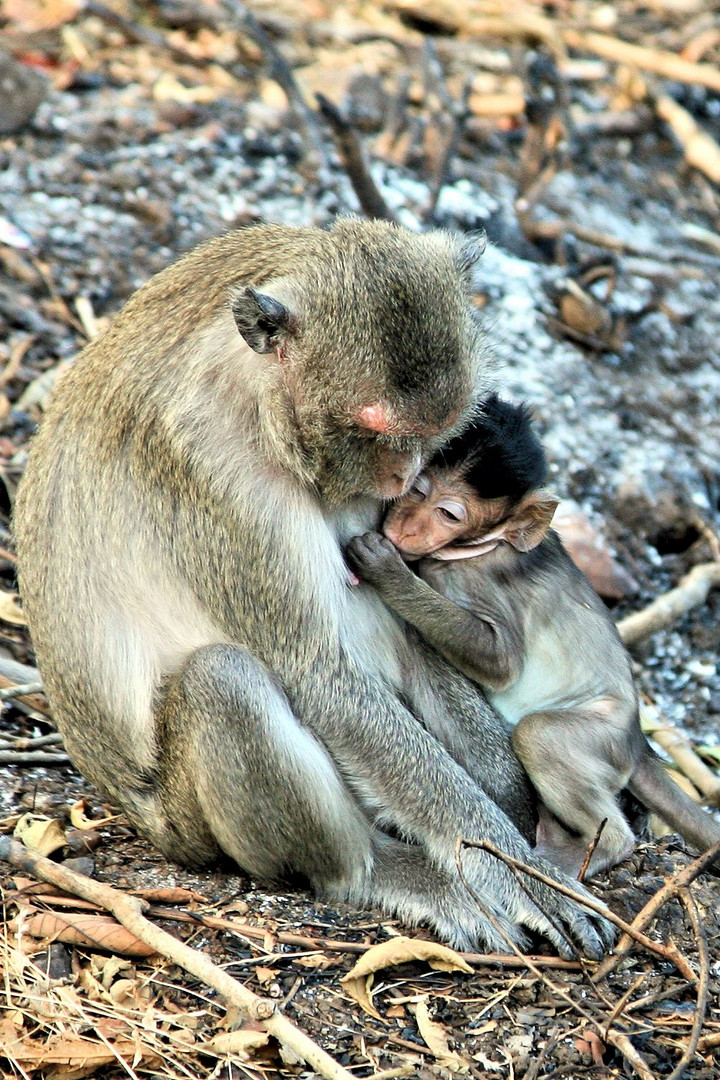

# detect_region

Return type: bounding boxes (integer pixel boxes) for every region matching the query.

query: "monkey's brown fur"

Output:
[15,220,612,956]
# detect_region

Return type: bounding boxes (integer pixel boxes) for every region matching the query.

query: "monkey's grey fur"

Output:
[15,220,612,957]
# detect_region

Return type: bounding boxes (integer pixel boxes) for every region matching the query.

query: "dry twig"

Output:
[316,94,398,222]
[0,750,70,766]
[563,30,720,93]
[152,905,584,970]
[667,887,710,1080]
[462,838,696,981]
[593,838,720,981]
[221,0,329,170]
[0,675,51,717]
[454,839,656,1080]
[655,94,720,185]
[0,838,356,1080]
[640,704,720,807]
[577,818,608,884]
[617,562,720,646]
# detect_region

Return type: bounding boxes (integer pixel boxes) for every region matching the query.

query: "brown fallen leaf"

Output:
[0,588,27,626]
[414,997,470,1073]
[5,1031,161,1071]
[22,911,158,957]
[575,1027,606,1066]
[341,936,473,1020]
[14,814,66,857]
[204,1027,271,1058]
[342,936,473,981]
[69,799,117,831]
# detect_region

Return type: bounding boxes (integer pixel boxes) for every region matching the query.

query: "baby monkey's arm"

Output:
[346,531,521,690]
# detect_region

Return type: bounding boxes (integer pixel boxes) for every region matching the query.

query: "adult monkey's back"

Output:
[15,219,611,957]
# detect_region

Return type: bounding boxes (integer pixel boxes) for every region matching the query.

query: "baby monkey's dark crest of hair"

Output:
[430,392,547,503]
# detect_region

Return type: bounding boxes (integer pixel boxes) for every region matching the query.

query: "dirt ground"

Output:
[1,1,720,1077]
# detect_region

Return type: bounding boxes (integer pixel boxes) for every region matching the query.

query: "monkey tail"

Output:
[628,751,720,857]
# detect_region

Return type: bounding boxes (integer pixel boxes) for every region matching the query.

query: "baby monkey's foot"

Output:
[346,531,408,585]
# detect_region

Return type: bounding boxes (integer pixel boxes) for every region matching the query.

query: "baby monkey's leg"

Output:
[512,707,635,877]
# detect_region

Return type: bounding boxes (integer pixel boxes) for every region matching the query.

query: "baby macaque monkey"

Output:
[347,395,720,877]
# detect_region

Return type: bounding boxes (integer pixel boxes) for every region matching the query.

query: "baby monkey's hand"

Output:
[346,531,409,585]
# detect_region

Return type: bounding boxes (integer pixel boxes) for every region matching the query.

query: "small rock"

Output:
[0,53,48,135]
[30,943,73,982]
[61,855,96,877]
[64,827,102,854]
[613,471,699,553]
[553,499,638,599]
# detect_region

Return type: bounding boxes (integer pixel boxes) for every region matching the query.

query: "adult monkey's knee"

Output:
[158,643,373,888]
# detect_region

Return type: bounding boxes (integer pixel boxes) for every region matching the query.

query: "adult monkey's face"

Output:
[232,220,489,505]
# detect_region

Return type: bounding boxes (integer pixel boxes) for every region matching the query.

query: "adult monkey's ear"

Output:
[231,287,294,354]
[455,229,487,280]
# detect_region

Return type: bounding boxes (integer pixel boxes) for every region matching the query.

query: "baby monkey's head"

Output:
[383,393,558,559]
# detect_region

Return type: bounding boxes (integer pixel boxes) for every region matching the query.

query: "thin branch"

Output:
[618,562,720,646]
[455,839,656,1080]
[316,94,398,222]
[422,76,472,225]
[564,30,720,93]
[592,838,720,981]
[666,887,709,1080]
[0,675,51,717]
[221,1,329,170]
[462,838,696,982]
[578,818,608,884]
[0,682,44,700]
[153,906,584,970]
[0,750,70,765]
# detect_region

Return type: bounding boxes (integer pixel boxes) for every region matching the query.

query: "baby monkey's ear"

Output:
[503,490,559,552]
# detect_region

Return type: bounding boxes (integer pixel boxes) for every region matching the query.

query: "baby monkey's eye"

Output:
[437,501,466,523]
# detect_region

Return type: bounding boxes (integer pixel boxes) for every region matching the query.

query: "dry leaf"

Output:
[343,970,382,1020]
[8,1033,161,1070]
[69,799,117,830]
[293,953,334,970]
[206,1028,271,1058]
[14,814,66,856]
[24,911,158,957]
[4,0,81,32]
[0,588,27,626]
[91,953,134,987]
[131,886,208,903]
[414,997,470,1072]
[254,965,278,984]
[575,1028,606,1066]
[473,1050,507,1071]
[506,1033,533,1057]
[342,936,473,981]
[341,936,472,1021]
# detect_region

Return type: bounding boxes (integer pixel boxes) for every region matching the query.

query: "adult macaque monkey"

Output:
[15,220,611,957]
[348,395,720,877]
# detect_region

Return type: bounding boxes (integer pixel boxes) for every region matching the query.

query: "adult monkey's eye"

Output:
[410,475,431,499]
[437,501,466,522]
